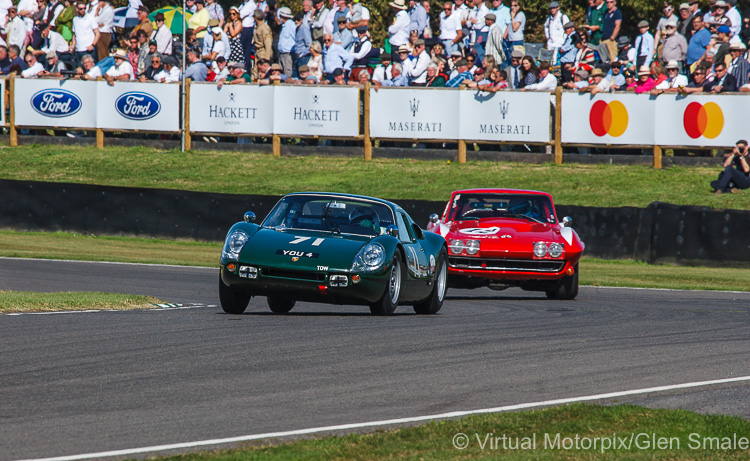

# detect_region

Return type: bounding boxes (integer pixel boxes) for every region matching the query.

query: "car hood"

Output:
[239,228,370,272]
[450,218,562,242]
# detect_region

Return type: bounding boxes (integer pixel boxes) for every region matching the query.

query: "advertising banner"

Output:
[0,78,5,125]
[459,90,551,142]
[273,85,359,136]
[14,79,97,128]
[369,88,459,140]
[189,83,274,134]
[654,94,748,147]
[561,92,655,145]
[97,81,179,131]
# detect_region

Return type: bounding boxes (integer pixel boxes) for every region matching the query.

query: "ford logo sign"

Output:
[31,89,82,118]
[115,92,161,121]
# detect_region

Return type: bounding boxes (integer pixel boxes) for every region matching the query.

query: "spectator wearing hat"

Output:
[687,15,711,68]
[573,32,596,71]
[438,1,462,56]
[445,57,472,86]
[277,7,295,77]
[204,18,231,60]
[408,0,427,37]
[3,7,26,57]
[350,25,372,80]
[371,53,392,83]
[506,49,523,88]
[484,13,504,67]
[206,0,224,29]
[333,15,354,51]
[563,68,589,89]
[543,1,569,58]
[259,62,288,83]
[628,64,655,92]
[130,5,152,40]
[711,140,750,194]
[598,0,622,63]
[207,55,228,81]
[103,48,134,84]
[407,38,429,85]
[604,60,625,87]
[237,0,256,69]
[139,51,162,81]
[40,49,66,76]
[652,59,688,93]
[521,60,557,91]
[150,12,173,56]
[585,0,605,45]
[704,60,737,91]
[677,3,693,39]
[578,67,609,94]
[70,1,99,65]
[388,0,410,60]
[558,21,577,67]
[662,20,687,71]
[188,0,210,48]
[728,42,748,86]
[325,66,346,85]
[395,43,412,76]
[185,46,207,81]
[633,20,654,67]
[216,61,249,87]
[714,24,732,66]
[290,64,318,83]
[204,26,227,63]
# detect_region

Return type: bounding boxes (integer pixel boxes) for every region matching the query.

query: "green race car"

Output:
[219,192,448,316]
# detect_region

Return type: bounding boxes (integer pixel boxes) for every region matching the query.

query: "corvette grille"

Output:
[262,268,326,282]
[449,257,565,273]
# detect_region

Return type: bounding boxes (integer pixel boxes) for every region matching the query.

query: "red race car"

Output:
[427,189,585,299]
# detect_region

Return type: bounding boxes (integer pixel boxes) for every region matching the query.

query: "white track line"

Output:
[15,375,750,461]
[0,256,216,270]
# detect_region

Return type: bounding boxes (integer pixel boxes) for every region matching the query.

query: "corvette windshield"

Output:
[264,195,395,237]
[450,194,557,224]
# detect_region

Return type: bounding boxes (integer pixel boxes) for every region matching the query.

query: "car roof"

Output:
[284,192,400,211]
[451,188,554,199]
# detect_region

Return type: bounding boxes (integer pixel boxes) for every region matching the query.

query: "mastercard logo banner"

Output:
[683,102,724,139]
[589,100,629,137]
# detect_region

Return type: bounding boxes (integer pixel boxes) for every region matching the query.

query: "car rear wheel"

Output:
[219,275,251,314]
[267,296,296,313]
[546,263,579,300]
[370,254,403,316]
[413,249,447,315]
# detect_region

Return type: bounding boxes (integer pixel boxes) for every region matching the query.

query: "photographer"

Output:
[711,140,750,194]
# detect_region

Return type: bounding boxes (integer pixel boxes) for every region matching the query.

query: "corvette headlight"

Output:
[222,230,249,261]
[351,243,386,272]
[449,239,464,255]
[465,239,480,255]
[548,243,564,258]
[533,242,548,258]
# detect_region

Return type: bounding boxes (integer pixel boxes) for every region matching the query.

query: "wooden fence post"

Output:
[653,145,662,169]
[363,82,372,160]
[554,86,562,165]
[8,73,16,147]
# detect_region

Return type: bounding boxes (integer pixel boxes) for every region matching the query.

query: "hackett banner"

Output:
[0,78,5,125]
[97,81,179,131]
[14,79,97,128]
[273,85,359,136]
[561,92,655,146]
[654,94,747,147]
[190,83,274,134]
[369,88,459,140]
[459,90,550,142]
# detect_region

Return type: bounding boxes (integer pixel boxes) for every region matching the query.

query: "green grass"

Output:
[143,403,750,460]
[2,230,750,292]
[1,145,747,209]
[0,291,163,312]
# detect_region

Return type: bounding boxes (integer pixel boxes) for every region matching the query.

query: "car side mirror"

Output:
[562,216,572,227]
[386,225,399,238]
[412,223,425,240]
[244,211,256,223]
[429,213,440,224]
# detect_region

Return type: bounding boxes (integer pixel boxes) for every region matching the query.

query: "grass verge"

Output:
[1,230,749,292]
[0,291,163,313]
[0,145,747,210]
[145,403,750,460]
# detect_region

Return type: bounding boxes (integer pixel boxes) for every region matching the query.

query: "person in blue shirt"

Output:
[185,47,208,81]
[375,62,409,86]
[293,13,312,77]
[322,33,354,80]
[277,7,296,77]
[333,16,354,51]
[408,0,428,36]
[446,58,472,86]
[686,15,711,67]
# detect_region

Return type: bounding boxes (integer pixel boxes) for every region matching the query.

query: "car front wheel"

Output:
[413,249,447,315]
[370,254,403,316]
[546,263,579,300]
[219,275,251,314]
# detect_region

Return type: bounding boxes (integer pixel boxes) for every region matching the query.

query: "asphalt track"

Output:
[1,257,749,460]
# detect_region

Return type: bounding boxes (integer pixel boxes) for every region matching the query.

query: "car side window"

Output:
[395,212,413,243]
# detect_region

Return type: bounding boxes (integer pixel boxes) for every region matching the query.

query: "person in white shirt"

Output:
[17,0,37,33]
[104,48,134,84]
[371,53,392,83]
[37,22,68,55]
[3,6,26,56]
[70,1,99,64]
[388,0,410,60]
[438,0,462,55]
[652,60,688,93]
[237,0,256,67]
[407,38,429,85]
[76,53,102,79]
[150,12,173,55]
[543,1,569,57]
[21,52,44,76]
[204,26,226,62]
[521,61,558,90]
[92,0,114,61]
[578,67,610,94]
[153,55,181,82]
[466,0,489,62]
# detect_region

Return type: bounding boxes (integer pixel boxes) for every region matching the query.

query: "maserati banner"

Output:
[273,85,360,136]
[189,83,274,135]
[561,92,655,146]
[369,87,459,140]
[14,79,96,128]
[97,81,179,131]
[654,94,747,147]
[459,90,551,142]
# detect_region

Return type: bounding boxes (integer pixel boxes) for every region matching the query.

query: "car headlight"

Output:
[449,239,464,255]
[533,242,548,258]
[465,239,480,255]
[222,230,249,261]
[548,243,564,258]
[351,243,386,272]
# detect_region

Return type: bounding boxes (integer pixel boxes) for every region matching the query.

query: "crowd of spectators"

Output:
[0,0,747,93]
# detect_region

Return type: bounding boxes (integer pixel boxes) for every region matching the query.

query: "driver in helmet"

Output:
[349,206,380,232]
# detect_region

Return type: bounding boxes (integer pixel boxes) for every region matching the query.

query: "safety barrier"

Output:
[6,75,750,167]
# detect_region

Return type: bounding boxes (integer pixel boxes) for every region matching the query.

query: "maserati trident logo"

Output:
[409,98,419,117]
[499,100,509,120]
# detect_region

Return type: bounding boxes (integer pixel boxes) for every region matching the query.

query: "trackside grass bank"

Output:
[1,145,748,209]
[0,291,163,313]
[1,231,750,292]
[143,404,750,460]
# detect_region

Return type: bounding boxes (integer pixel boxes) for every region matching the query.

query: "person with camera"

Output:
[711,140,750,194]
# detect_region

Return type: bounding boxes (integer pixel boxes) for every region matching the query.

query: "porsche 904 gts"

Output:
[219,193,448,315]
[428,189,585,299]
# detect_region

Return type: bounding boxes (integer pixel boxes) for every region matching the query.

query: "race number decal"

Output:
[289,236,325,246]
[459,227,501,236]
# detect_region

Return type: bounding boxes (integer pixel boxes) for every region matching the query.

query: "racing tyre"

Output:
[546,263,579,300]
[219,276,251,314]
[267,296,296,313]
[370,254,403,316]
[413,249,447,315]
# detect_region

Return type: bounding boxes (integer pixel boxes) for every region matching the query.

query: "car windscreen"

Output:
[449,193,557,224]
[263,195,395,237]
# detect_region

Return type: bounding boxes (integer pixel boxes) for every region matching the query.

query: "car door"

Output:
[395,211,431,301]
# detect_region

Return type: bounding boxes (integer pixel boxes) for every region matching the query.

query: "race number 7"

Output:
[290,236,325,246]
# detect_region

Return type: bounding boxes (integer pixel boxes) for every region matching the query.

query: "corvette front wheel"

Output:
[546,263,579,300]
[370,254,403,316]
